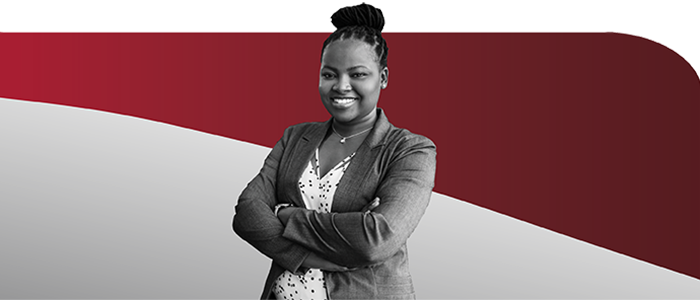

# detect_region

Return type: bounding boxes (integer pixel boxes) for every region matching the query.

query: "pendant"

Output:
[340,137,346,144]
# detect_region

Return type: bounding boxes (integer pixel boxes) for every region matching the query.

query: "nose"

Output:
[333,74,352,93]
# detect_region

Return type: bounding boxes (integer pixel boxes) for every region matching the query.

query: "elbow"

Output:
[232,204,281,242]
[353,238,400,266]
[352,215,400,266]
[231,211,252,241]
[357,247,393,266]
[231,201,260,241]
[232,214,244,238]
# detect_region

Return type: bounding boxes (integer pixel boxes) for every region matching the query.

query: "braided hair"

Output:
[322,3,389,69]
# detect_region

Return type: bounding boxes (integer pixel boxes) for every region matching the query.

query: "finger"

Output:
[362,197,380,214]
[369,197,380,208]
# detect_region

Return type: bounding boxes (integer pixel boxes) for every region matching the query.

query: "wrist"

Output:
[274,203,294,217]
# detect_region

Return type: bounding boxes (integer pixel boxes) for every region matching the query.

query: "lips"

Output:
[330,97,358,108]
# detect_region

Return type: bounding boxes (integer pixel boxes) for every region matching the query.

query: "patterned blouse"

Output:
[271,148,355,300]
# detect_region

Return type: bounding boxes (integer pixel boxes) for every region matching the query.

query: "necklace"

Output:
[331,125,373,144]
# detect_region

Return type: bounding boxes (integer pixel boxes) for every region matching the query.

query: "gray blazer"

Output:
[233,108,436,299]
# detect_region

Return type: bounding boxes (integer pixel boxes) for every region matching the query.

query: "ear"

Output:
[380,67,389,89]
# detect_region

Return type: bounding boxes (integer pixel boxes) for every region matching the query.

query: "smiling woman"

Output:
[232,3,437,300]
[320,39,387,128]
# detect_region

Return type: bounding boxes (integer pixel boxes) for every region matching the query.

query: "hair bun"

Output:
[331,3,385,32]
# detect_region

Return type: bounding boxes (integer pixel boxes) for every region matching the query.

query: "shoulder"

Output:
[377,125,437,169]
[383,126,436,152]
[376,125,437,185]
[373,108,435,152]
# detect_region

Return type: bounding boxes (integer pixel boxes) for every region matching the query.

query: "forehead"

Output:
[321,39,378,69]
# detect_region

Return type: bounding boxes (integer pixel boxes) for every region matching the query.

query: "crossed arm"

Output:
[275,196,381,271]
[233,127,436,272]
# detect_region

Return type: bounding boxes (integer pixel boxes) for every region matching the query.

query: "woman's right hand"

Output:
[302,252,355,272]
[361,197,380,214]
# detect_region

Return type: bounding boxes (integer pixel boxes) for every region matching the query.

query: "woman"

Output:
[233,3,436,299]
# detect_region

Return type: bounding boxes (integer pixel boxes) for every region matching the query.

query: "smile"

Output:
[331,97,358,108]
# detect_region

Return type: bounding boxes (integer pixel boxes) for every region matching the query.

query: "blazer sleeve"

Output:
[281,134,436,267]
[232,126,311,274]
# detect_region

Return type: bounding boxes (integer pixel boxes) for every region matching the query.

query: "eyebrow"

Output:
[321,65,370,72]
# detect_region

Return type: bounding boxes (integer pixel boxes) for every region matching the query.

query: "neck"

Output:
[332,109,378,136]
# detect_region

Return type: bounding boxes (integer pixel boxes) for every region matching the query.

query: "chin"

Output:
[330,112,357,124]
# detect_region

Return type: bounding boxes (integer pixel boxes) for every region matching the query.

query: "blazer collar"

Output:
[364,108,393,149]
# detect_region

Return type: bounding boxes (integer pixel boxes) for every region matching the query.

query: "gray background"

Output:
[1,98,699,299]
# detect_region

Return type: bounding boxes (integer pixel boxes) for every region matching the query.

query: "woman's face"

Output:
[319,39,388,126]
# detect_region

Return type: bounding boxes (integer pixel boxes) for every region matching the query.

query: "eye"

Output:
[351,72,368,78]
[321,73,336,79]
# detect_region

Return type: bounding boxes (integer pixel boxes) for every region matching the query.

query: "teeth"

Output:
[333,98,356,104]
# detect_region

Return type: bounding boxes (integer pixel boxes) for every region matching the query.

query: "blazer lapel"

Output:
[283,120,331,208]
[332,108,392,212]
